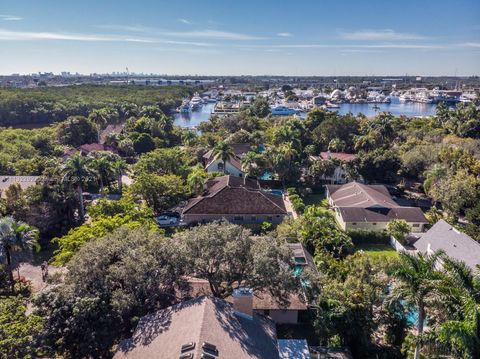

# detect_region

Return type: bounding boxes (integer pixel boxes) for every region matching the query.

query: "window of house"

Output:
[251,216,257,222]
[267,216,273,221]
[373,223,377,225]
[352,222,357,225]
[412,224,419,227]
[217,163,224,171]
[233,216,244,221]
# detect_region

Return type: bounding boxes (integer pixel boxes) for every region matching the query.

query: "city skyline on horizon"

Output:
[1,0,479,76]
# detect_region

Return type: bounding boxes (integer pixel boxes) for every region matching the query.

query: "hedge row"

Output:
[347,229,390,245]
[287,187,306,214]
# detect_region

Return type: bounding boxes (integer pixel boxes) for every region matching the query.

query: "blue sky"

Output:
[0,0,479,75]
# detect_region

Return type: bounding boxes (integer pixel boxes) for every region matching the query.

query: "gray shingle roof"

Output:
[412,220,480,270]
[114,296,279,359]
[327,182,427,224]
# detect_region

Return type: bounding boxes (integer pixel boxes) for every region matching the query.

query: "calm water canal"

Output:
[173,98,437,128]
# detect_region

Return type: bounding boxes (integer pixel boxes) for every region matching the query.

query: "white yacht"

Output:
[190,93,203,111]
[271,106,297,116]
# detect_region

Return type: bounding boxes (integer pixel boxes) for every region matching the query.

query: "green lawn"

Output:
[303,193,326,206]
[354,243,398,258]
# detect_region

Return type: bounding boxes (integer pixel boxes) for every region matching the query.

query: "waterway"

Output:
[173,98,437,128]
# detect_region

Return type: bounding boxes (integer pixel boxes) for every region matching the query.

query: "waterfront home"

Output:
[114,294,281,359]
[409,219,480,270]
[182,175,289,225]
[202,143,252,177]
[0,176,40,198]
[326,182,428,231]
[309,151,360,184]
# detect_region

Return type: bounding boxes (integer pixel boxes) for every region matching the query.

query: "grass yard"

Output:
[303,193,327,206]
[354,243,399,259]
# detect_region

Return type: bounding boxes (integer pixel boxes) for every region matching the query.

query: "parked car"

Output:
[156,215,178,227]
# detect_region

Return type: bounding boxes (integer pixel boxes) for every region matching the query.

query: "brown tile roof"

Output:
[183,175,287,216]
[203,143,252,160]
[327,182,427,223]
[114,296,279,359]
[319,152,357,162]
[180,278,308,311]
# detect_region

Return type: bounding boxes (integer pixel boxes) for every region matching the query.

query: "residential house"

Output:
[410,219,480,270]
[0,176,40,198]
[326,181,428,231]
[99,123,124,144]
[78,143,116,155]
[309,151,359,184]
[179,243,316,324]
[182,175,289,225]
[202,143,252,177]
[114,294,281,359]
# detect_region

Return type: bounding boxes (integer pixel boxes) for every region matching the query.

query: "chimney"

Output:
[232,288,253,320]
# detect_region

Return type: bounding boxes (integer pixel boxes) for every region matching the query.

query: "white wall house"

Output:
[205,158,244,177]
[326,182,428,232]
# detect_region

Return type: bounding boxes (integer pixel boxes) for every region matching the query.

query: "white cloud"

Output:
[0,14,23,21]
[277,32,293,37]
[178,18,192,25]
[163,29,266,40]
[271,43,445,49]
[340,29,428,41]
[96,25,266,41]
[459,42,480,48]
[0,28,212,46]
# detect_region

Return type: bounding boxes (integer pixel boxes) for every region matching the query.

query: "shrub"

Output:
[348,229,390,245]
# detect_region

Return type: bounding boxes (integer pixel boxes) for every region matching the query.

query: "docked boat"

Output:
[190,93,203,111]
[271,106,297,116]
[179,100,190,113]
[325,102,340,109]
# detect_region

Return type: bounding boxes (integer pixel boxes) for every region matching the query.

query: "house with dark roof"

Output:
[182,175,289,225]
[202,143,252,177]
[114,294,281,359]
[0,176,40,198]
[411,220,480,270]
[309,151,360,184]
[326,182,428,231]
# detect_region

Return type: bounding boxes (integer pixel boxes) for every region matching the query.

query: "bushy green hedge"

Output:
[287,187,305,214]
[347,229,390,245]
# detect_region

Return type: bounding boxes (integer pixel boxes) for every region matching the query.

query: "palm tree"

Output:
[62,153,94,220]
[433,258,480,358]
[90,154,115,197]
[241,151,260,179]
[212,142,235,174]
[112,159,128,194]
[182,130,197,147]
[187,166,207,195]
[0,217,38,293]
[88,109,108,142]
[389,250,446,359]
